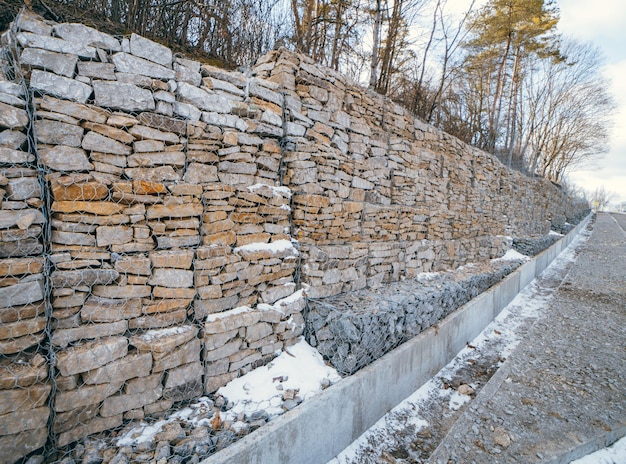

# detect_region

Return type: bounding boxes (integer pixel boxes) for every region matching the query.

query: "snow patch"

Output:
[205,305,252,323]
[247,183,292,198]
[234,239,299,256]
[218,338,340,425]
[496,249,529,261]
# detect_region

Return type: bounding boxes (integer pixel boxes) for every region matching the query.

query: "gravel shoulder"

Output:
[430,212,626,463]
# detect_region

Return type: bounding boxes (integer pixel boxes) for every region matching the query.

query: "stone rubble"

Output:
[0,9,588,462]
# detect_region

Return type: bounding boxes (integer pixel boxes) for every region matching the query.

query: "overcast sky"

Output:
[557,0,626,204]
[444,0,626,204]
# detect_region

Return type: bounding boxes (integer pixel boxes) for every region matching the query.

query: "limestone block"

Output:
[0,102,28,130]
[95,225,133,246]
[148,268,194,288]
[130,33,172,67]
[124,166,181,182]
[17,32,96,59]
[55,336,128,376]
[249,79,283,106]
[0,147,33,164]
[38,95,108,124]
[92,284,151,299]
[81,296,142,322]
[0,279,44,307]
[130,325,198,354]
[164,361,202,390]
[51,320,128,348]
[183,163,219,184]
[261,283,296,304]
[53,23,121,51]
[93,81,155,112]
[138,112,187,136]
[204,308,261,334]
[153,338,201,372]
[57,414,122,447]
[35,119,83,146]
[0,257,44,278]
[173,101,201,121]
[16,10,53,35]
[176,82,232,113]
[6,177,41,200]
[30,70,92,103]
[51,269,119,287]
[38,145,93,171]
[245,322,273,343]
[82,130,131,155]
[149,249,193,269]
[77,62,116,80]
[99,385,162,417]
[0,383,50,416]
[0,130,27,149]
[20,48,78,77]
[128,151,185,167]
[175,62,202,86]
[111,52,175,80]
[0,427,47,464]
[146,203,203,220]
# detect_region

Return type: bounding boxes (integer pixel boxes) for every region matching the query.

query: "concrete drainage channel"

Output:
[202,218,589,464]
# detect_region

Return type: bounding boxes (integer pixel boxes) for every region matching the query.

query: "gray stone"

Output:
[51,269,119,287]
[0,147,34,164]
[92,284,152,299]
[127,124,179,143]
[16,10,53,35]
[77,62,116,80]
[35,119,84,146]
[83,352,152,385]
[20,48,78,77]
[0,209,44,228]
[0,82,23,99]
[0,406,48,436]
[17,32,96,59]
[0,279,44,307]
[111,53,175,80]
[148,268,194,288]
[81,296,142,322]
[130,33,172,67]
[82,131,132,155]
[164,361,202,389]
[249,79,283,106]
[183,163,219,183]
[173,102,201,121]
[0,130,27,149]
[96,225,133,246]
[176,82,232,113]
[53,23,121,52]
[51,321,128,348]
[100,386,162,417]
[30,70,93,103]
[38,145,93,172]
[55,336,128,376]
[6,177,41,200]
[93,81,155,112]
[0,427,47,464]
[57,414,122,447]
[175,62,202,86]
[124,166,181,182]
[0,102,28,129]
[153,338,201,372]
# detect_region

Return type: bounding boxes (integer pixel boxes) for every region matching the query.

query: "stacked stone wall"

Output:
[0,10,588,461]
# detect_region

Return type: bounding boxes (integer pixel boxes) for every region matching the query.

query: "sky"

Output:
[557,0,626,204]
[444,0,626,205]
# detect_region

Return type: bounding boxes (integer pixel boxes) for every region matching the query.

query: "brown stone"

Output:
[57,414,123,447]
[146,203,203,219]
[0,383,51,415]
[51,200,125,215]
[0,257,43,277]
[82,121,135,144]
[52,181,109,201]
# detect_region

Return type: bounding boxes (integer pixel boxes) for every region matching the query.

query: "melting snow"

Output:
[234,239,299,256]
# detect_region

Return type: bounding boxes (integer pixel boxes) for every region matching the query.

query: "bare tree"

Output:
[591,186,617,211]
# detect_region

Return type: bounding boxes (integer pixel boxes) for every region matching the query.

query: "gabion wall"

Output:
[0,10,588,462]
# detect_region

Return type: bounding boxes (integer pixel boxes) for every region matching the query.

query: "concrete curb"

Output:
[202,218,590,464]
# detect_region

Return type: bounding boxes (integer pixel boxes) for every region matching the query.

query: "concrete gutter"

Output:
[202,218,589,464]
